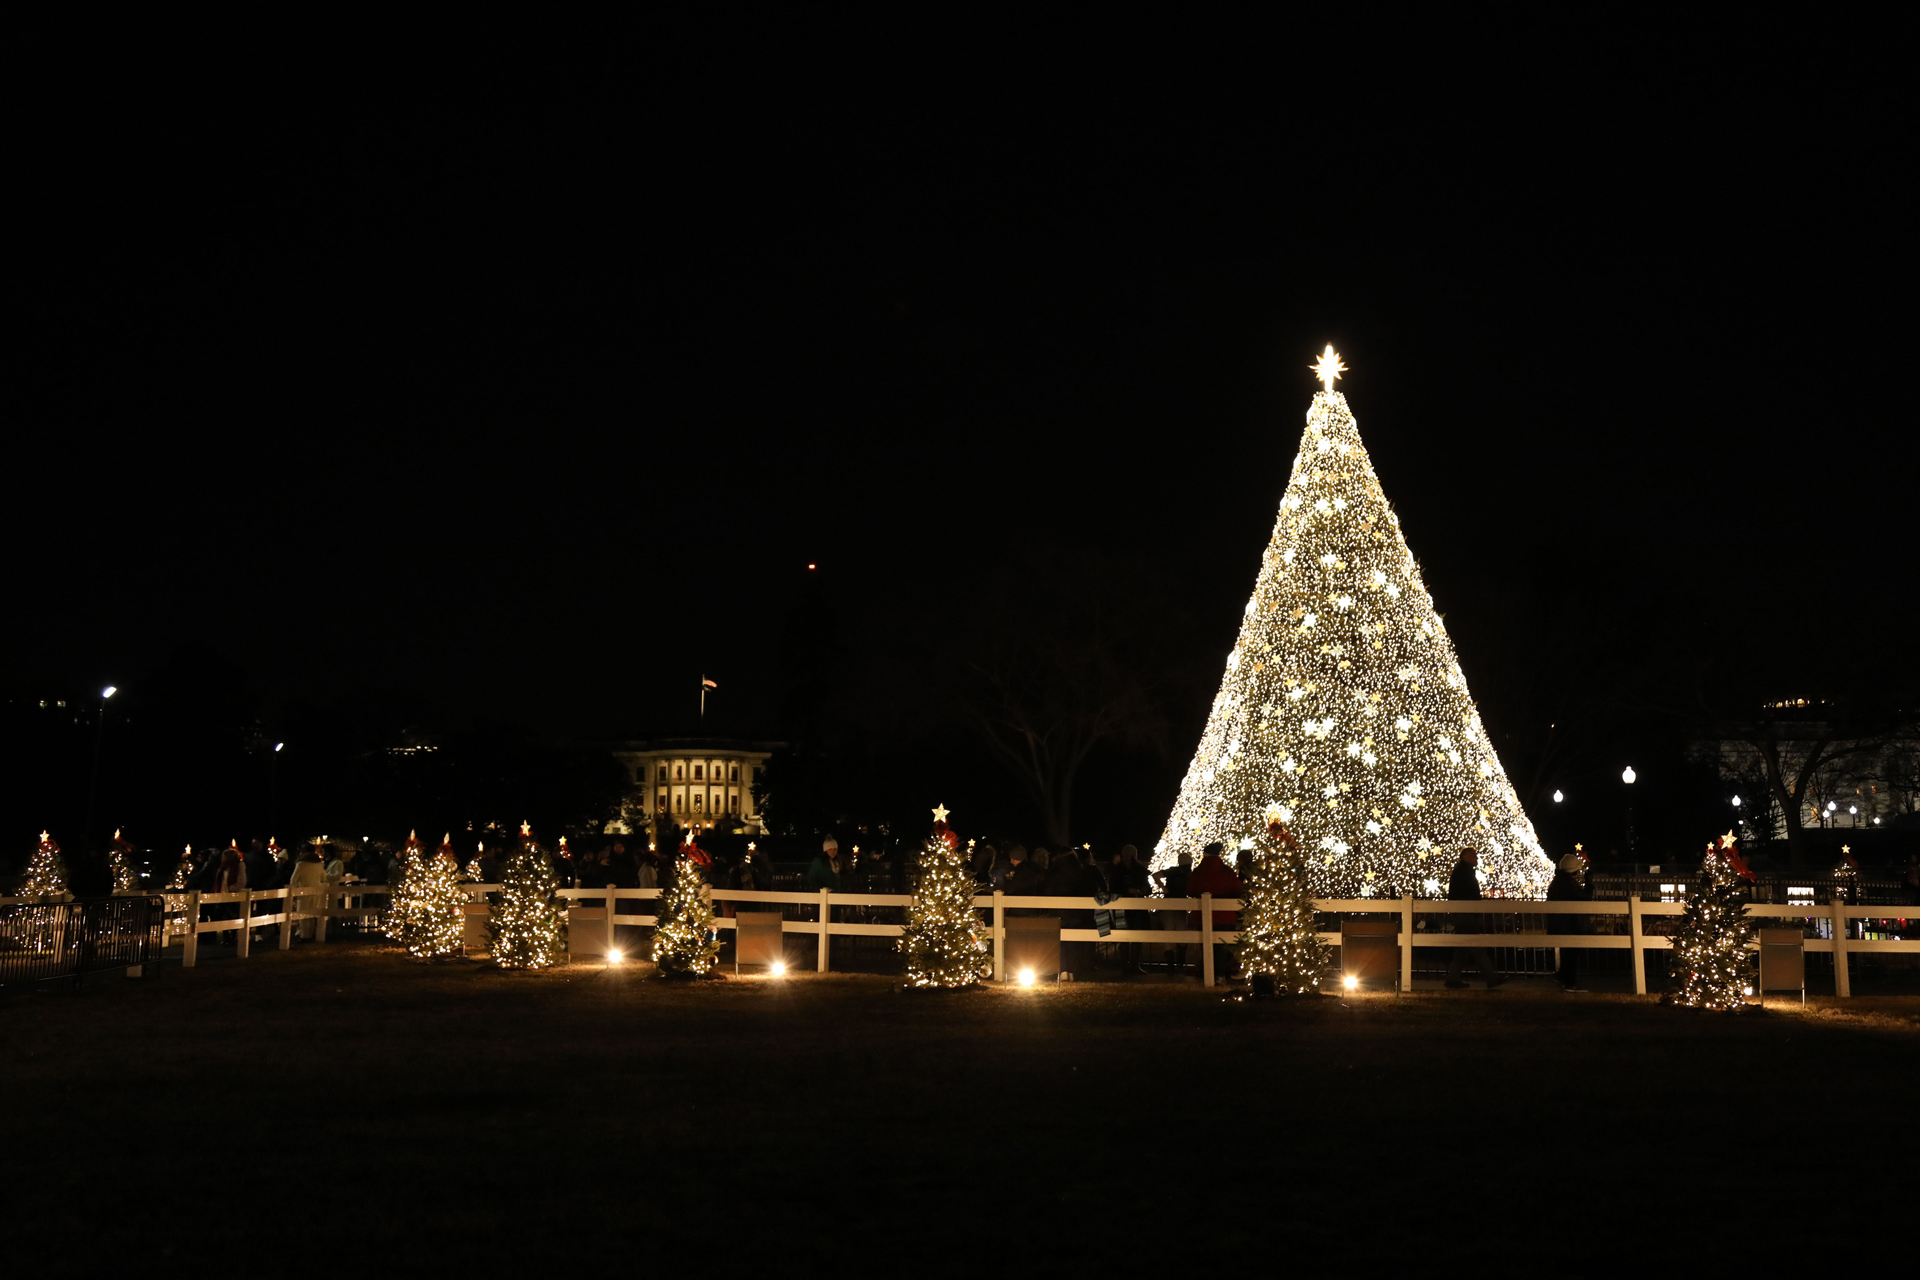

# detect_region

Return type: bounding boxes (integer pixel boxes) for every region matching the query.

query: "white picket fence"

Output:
[146,884,1920,997]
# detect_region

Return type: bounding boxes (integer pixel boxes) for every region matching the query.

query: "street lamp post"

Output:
[270,742,285,837]
[1621,765,1638,862]
[85,685,118,852]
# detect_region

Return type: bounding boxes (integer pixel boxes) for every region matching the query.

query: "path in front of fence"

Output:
[3,941,1913,1266]
[120,884,1920,997]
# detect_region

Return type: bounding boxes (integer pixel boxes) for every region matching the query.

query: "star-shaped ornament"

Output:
[519,821,532,836]
[931,803,951,824]
[1719,831,1737,849]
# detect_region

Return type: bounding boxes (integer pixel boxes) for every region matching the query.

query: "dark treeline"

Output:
[7,541,1913,893]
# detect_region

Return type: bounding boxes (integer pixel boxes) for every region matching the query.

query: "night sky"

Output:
[13,48,1913,850]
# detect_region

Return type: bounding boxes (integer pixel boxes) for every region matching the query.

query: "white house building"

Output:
[610,738,781,835]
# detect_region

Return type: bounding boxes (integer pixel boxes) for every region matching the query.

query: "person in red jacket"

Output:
[1187,841,1243,980]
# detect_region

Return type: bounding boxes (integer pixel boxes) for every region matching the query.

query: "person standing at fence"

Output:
[211,843,246,947]
[1115,844,1151,973]
[1547,852,1590,991]
[1046,847,1097,976]
[1444,847,1506,990]
[1005,845,1045,915]
[808,837,844,894]
[289,847,326,941]
[1187,842,1242,980]
[1154,850,1193,973]
[244,839,274,943]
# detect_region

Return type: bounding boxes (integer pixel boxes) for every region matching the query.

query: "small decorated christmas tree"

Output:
[385,831,429,949]
[1832,844,1859,904]
[108,829,140,893]
[650,834,720,977]
[461,841,485,882]
[1667,834,1757,1011]
[491,823,565,969]
[401,835,468,960]
[899,805,988,988]
[1236,818,1331,995]
[166,846,195,890]
[20,831,69,899]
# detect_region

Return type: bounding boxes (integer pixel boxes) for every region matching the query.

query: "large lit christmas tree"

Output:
[490,823,565,969]
[650,837,720,977]
[1155,348,1552,899]
[385,831,428,949]
[401,835,468,961]
[1666,834,1757,1011]
[899,805,989,988]
[1235,819,1330,995]
[20,832,69,899]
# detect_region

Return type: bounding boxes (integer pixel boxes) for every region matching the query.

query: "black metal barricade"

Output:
[0,896,167,989]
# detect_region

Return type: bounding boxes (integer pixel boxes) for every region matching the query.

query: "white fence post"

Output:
[606,888,619,954]
[992,890,1005,983]
[183,891,200,968]
[817,888,831,973]
[1829,895,1851,998]
[1201,893,1215,987]
[235,889,251,959]
[1400,893,1414,993]
[1628,895,1646,995]
[279,889,293,951]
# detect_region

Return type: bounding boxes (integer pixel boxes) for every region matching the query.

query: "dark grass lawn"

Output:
[5,942,1914,1270]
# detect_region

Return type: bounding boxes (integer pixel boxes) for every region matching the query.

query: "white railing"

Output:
[139,885,1917,996]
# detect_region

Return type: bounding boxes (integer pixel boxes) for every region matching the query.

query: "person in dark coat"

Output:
[1046,848,1098,974]
[1005,845,1047,914]
[1114,844,1151,973]
[1186,842,1243,979]
[1444,848,1506,989]
[1546,851,1591,991]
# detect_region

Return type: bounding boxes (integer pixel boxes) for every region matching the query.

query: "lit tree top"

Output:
[1155,351,1552,899]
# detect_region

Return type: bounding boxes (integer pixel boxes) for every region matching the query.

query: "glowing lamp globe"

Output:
[1731,795,1741,807]
[1552,790,1563,803]
[1621,766,1637,785]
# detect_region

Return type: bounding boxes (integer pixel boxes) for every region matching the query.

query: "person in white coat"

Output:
[289,849,328,942]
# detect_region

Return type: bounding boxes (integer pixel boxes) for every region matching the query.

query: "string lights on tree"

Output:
[1665,834,1757,1011]
[898,804,989,989]
[1155,347,1552,899]
[650,833,720,977]
[20,831,69,900]
[490,823,565,970]
[108,829,139,893]
[1235,819,1330,995]
[385,831,429,950]
[399,835,467,961]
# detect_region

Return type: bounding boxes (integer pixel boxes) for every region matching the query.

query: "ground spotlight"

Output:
[771,961,786,977]
[607,949,623,964]
[1343,975,1359,991]
[1019,968,1035,987]
[1743,985,1754,997]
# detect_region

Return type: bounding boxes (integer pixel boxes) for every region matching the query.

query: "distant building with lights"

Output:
[609,738,782,835]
